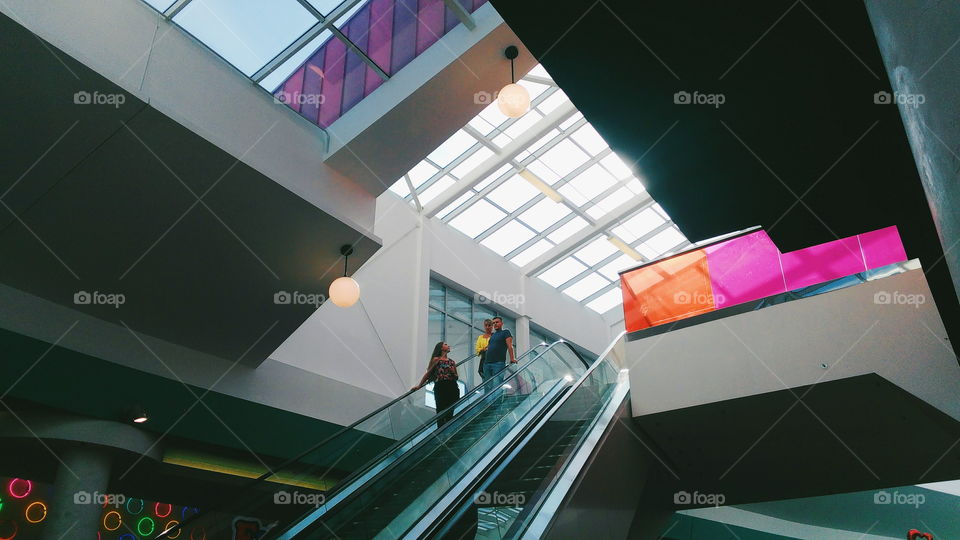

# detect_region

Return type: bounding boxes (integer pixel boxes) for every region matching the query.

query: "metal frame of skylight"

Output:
[144,0,477,93]
[389,68,688,313]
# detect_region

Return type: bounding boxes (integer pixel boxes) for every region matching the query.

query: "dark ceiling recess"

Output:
[491,0,960,352]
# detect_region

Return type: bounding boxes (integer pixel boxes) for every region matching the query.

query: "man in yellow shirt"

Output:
[475,319,493,378]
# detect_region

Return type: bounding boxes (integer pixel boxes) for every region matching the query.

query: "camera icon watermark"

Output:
[274,490,325,508]
[475,291,525,309]
[474,491,525,507]
[873,90,925,107]
[274,91,325,106]
[673,490,725,506]
[873,290,925,308]
[672,291,725,305]
[474,90,496,105]
[74,290,126,309]
[674,90,725,108]
[873,490,924,508]
[274,290,325,308]
[73,90,126,108]
[74,491,125,507]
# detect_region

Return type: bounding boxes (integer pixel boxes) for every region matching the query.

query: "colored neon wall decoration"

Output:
[620,226,908,333]
[6,481,29,500]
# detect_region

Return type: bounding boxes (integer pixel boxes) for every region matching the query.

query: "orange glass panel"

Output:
[620,249,716,332]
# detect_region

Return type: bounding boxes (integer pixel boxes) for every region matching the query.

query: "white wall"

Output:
[0,0,377,235]
[271,191,617,398]
[627,269,960,421]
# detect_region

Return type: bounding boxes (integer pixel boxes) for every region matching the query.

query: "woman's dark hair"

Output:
[430,341,445,361]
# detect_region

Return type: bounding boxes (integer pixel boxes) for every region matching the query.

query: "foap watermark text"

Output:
[74,290,125,309]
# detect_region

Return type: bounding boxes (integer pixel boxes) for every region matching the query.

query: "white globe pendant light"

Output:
[497,46,529,118]
[329,245,360,307]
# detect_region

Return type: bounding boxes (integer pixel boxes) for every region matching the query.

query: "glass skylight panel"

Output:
[518,79,550,101]
[540,139,590,179]
[427,130,478,168]
[478,102,509,132]
[547,216,588,243]
[305,0,346,15]
[626,177,646,195]
[408,161,439,188]
[563,273,610,301]
[599,254,638,280]
[526,64,552,79]
[538,257,588,288]
[570,125,608,155]
[613,208,665,242]
[481,221,536,256]
[525,160,561,184]
[492,133,512,148]
[486,175,540,212]
[143,0,177,11]
[388,178,410,197]
[448,199,506,238]
[536,89,569,115]
[559,112,584,131]
[468,115,497,136]
[504,110,543,139]
[518,199,572,232]
[418,175,455,205]
[528,130,561,156]
[600,153,634,179]
[437,191,475,219]
[450,147,494,179]
[510,239,554,267]
[558,163,617,205]
[587,288,623,314]
[652,203,669,218]
[574,237,618,265]
[259,29,334,91]
[587,187,634,219]
[474,164,514,192]
[174,0,315,76]
[645,227,686,254]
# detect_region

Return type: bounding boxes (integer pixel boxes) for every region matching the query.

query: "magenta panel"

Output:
[279,68,305,113]
[859,226,908,269]
[416,0,445,55]
[318,39,347,128]
[781,236,866,290]
[704,230,786,309]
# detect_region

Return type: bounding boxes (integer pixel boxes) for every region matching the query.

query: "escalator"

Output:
[161,340,594,540]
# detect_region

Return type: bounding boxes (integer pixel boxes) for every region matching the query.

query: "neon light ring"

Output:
[163,520,182,539]
[125,497,144,515]
[0,519,16,540]
[118,534,136,540]
[190,526,206,540]
[24,501,46,524]
[137,516,156,536]
[102,510,122,531]
[155,502,172,518]
[181,507,199,520]
[6,480,30,499]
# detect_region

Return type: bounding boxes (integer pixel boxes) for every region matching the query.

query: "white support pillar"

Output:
[44,445,112,539]
[516,315,531,355]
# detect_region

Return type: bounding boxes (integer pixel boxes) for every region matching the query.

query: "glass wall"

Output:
[424,278,518,408]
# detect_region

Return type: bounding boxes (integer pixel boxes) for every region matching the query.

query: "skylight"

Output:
[387,65,690,315]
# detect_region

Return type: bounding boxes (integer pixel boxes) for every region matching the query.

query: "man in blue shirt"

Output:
[483,316,516,383]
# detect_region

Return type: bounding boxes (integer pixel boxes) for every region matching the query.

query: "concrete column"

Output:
[516,315,531,354]
[44,445,112,539]
[865,1,960,308]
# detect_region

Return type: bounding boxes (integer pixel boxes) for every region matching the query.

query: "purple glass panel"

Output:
[471,0,487,11]
[416,0,445,55]
[318,38,348,127]
[859,226,908,269]
[299,54,324,124]
[390,0,419,75]
[278,68,305,113]
[366,0,394,93]
[704,230,786,309]
[342,5,371,112]
[781,236,866,290]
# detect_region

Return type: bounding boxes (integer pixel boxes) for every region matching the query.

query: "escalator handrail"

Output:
[158,347,539,539]
[272,340,586,539]
[416,331,626,539]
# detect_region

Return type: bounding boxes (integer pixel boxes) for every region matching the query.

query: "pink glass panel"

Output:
[860,226,908,269]
[704,230,785,309]
[780,236,866,290]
